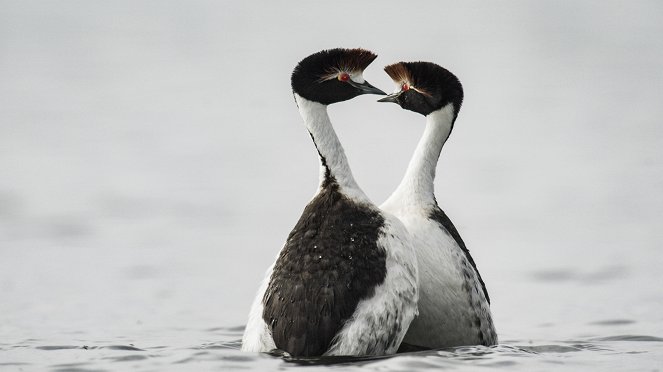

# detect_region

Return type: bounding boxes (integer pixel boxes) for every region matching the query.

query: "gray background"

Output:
[1,1,662,366]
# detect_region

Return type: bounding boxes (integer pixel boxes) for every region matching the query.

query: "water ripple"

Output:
[591,335,663,342]
[104,355,150,362]
[200,340,242,350]
[589,319,636,326]
[36,346,84,351]
[6,331,663,371]
[103,345,145,351]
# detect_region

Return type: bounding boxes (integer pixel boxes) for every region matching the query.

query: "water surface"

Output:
[1,1,662,371]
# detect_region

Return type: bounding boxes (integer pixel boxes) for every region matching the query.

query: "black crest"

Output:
[262,179,387,357]
[291,48,379,105]
[383,62,463,117]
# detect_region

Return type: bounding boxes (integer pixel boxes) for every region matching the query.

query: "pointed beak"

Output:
[348,80,387,96]
[377,92,401,103]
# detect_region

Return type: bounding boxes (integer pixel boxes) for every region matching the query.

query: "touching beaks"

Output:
[377,92,401,103]
[348,80,387,96]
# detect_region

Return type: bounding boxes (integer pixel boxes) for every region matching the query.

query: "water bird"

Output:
[378,61,497,348]
[241,48,419,357]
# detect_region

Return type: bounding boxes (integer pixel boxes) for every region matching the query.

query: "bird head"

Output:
[291,48,386,105]
[379,62,463,118]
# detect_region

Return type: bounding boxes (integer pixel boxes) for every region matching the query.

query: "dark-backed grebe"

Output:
[241,49,418,357]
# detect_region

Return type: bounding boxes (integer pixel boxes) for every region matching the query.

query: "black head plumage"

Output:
[291,48,386,105]
[380,62,463,117]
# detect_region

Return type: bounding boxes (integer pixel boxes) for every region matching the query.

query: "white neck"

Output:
[294,93,369,202]
[384,104,456,207]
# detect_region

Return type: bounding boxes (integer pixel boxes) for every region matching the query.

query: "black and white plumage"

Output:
[241,49,418,357]
[379,62,497,348]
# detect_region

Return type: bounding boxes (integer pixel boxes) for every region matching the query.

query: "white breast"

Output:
[241,263,276,352]
[389,208,495,347]
[325,213,419,355]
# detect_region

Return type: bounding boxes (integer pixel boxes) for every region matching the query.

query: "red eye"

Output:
[402,83,410,91]
[339,72,350,82]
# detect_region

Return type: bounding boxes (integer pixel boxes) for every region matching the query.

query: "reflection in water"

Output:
[530,266,630,283]
[589,319,636,326]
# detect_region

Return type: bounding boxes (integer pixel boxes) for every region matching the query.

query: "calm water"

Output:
[2,1,662,371]
[3,326,663,371]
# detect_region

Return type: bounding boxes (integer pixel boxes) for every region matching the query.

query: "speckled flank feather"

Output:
[325,216,418,355]
[429,207,489,304]
[429,206,496,344]
[262,178,388,357]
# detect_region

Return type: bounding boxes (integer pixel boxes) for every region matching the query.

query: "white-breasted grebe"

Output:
[241,49,418,357]
[379,61,497,348]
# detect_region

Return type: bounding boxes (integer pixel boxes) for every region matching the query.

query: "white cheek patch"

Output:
[349,72,365,84]
[393,81,409,94]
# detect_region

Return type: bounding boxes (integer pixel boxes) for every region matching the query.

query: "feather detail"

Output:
[384,62,413,86]
[337,48,378,74]
[384,61,464,113]
[384,62,431,97]
[316,48,378,81]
